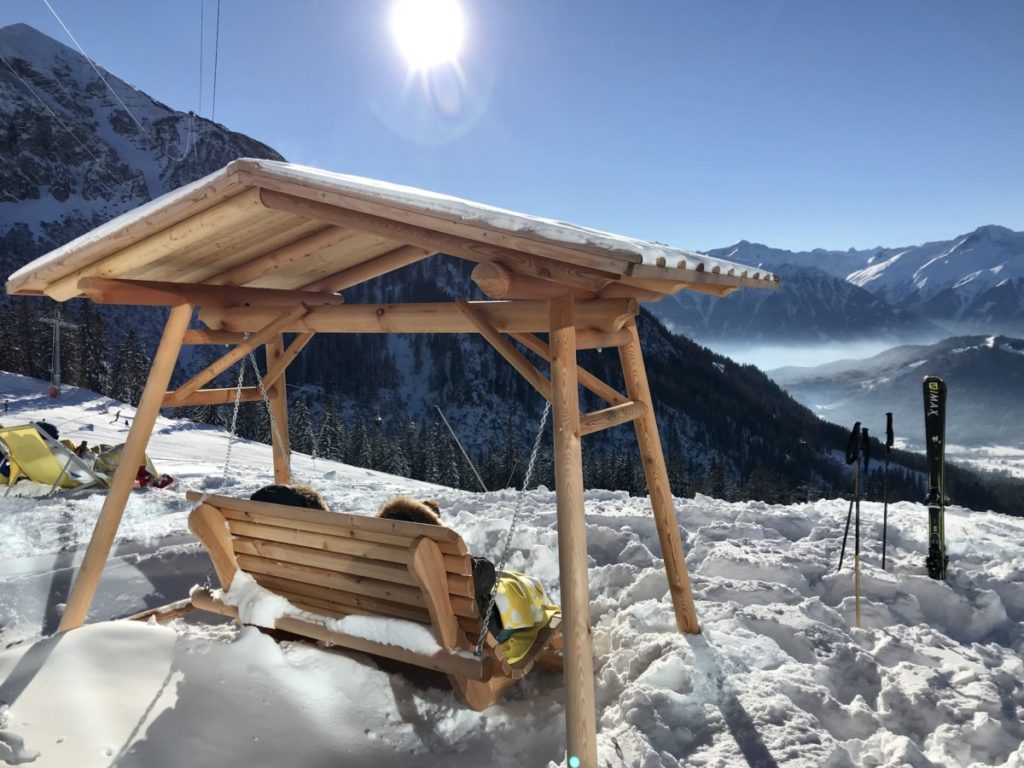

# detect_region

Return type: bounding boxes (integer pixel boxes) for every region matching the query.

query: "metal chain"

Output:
[191,349,246,514]
[475,401,551,656]
[246,347,292,479]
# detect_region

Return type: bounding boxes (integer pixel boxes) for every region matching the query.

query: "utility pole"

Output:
[39,304,78,397]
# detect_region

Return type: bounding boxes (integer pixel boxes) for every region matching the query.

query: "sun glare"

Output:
[390,0,466,71]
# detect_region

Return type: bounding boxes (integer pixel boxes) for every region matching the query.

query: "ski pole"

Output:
[837,421,861,573]
[882,412,893,570]
[855,427,869,629]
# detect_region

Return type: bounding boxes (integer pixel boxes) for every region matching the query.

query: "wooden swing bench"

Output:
[186,492,563,710]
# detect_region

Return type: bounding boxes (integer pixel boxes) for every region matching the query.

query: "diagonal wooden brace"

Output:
[455,299,552,402]
[165,303,309,407]
[510,332,629,408]
[263,331,315,389]
[579,400,648,436]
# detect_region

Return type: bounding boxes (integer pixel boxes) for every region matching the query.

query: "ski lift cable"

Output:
[433,404,487,493]
[0,53,136,195]
[211,0,221,121]
[39,0,195,163]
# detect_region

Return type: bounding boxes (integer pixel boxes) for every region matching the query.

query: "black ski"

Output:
[922,376,948,580]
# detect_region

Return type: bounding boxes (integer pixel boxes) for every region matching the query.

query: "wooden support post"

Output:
[618,321,700,634]
[59,304,194,632]
[548,294,598,768]
[265,335,292,484]
[455,299,552,402]
[263,331,314,388]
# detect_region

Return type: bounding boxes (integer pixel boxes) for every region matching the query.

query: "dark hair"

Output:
[250,483,329,510]
[376,496,443,526]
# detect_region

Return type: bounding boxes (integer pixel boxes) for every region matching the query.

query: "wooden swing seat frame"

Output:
[186,492,563,710]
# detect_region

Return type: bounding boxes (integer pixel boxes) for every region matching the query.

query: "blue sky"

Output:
[2,0,1022,252]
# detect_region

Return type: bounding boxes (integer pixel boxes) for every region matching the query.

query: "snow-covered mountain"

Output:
[685,228,1024,340]
[651,264,942,344]
[0,22,282,278]
[769,335,1024,450]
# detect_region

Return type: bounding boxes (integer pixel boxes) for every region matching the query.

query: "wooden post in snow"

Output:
[548,293,598,768]
[265,335,292,484]
[618,320,700,634]
[59,304,194,632]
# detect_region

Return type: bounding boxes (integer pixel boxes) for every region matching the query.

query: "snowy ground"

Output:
[1,372,1023,767]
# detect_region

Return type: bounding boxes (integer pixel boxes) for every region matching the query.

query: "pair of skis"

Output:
[838,375,947,584]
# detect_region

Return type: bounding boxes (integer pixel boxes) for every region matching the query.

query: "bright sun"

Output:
[390,0,466,71]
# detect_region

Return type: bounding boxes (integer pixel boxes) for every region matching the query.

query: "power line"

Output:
[39,0,193,164]
[199,0,204,115]
[212,0,221,121]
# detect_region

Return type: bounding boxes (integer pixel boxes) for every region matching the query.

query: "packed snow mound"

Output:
[1,372,1023,766]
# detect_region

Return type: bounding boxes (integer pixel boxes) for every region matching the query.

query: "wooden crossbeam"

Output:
[162,386,267,408]
[183,330,248,345]
[510,333,629,407]
[579,400,648,436]
[263,331,314,388]
[575,329,632,350]
[300,245,434,293]
[199,299,638,335]
[454,299,552,402]
[470,262,597,301]
[166,304,309,406]
[78,277,343,308]
[258,189,619,295]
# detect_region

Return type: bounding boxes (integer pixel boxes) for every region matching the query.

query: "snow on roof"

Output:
[8,159,776,296]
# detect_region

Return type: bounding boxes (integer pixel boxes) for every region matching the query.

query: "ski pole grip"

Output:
[845,422,861,465]
[886,412,894,450]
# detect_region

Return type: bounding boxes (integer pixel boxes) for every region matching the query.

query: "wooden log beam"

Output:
[548,293,598,768]
[575,329,632,350]
[455,299,552,402]
[510,333,629,408]
[265,336,292,484]
[258,189,620,294]
[166,304,309,406]
[263,332,314,389]
[199,298,637,335]
[45,188,267,301]
[618,321,700,634]
[579,400,648,436]
[205,226,355,286]
[470,262,597,301]
[598,282,670,303]
[300,245,434,293]
[59,303,194,631]
[162,386,267,408]
[78,277,343,308]
[183,329,248,345]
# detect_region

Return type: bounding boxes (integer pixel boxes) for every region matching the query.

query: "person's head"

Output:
[376,496,443,526]
[250,483,329,510]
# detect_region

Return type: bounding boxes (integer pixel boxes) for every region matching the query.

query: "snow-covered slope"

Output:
[1,375,1023,767]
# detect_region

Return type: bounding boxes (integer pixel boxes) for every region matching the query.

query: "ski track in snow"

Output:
[1,373,1023,767]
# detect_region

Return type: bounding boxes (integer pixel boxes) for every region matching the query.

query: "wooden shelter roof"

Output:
[6,159,777,303]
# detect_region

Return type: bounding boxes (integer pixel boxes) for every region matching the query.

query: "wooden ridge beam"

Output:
[166,304,309,406]
[257,189,620,295]
[78,277,343,308]
[263,331,314,388]
[300,245,434,293]
[199,298,638,335]
[579,400,648,436]
[470,262,597,301]
[162,386,268,408]
[510,333,629,407]
[455,299,552,402]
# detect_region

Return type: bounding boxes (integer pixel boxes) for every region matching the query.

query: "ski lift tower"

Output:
[39,304,78,397]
